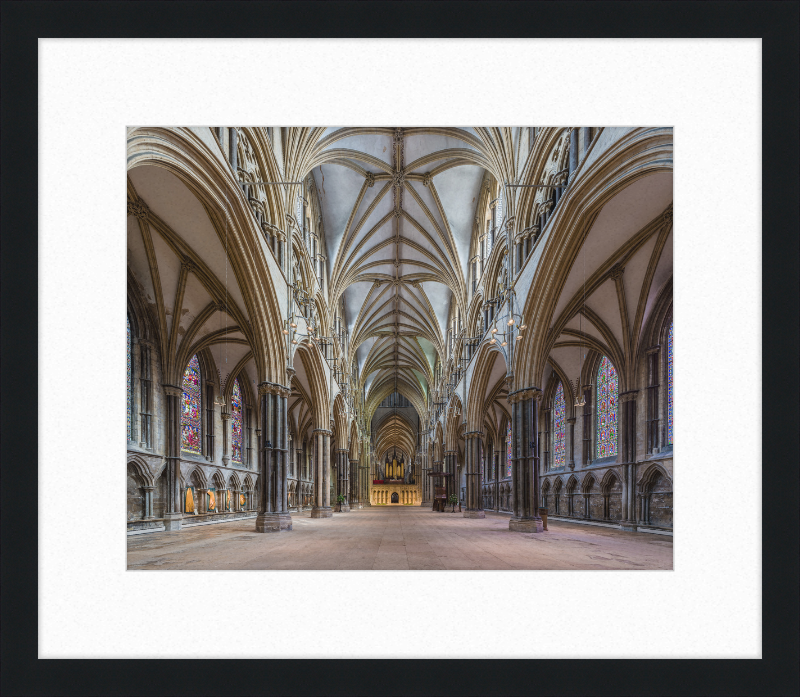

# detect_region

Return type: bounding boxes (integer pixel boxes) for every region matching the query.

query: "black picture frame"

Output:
[2,2,797,695]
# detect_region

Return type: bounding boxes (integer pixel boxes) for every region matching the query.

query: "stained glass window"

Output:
[505,422,512,478]
[667,321,674,445]
[231,378,244,464]
[127,315,132,440]
[553,382,566,468]
[181,355,202,454]
[596,356,618,458]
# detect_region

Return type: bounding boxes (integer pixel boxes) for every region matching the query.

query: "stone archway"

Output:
[391,492,399,504]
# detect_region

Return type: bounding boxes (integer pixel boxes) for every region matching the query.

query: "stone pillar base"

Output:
[509,517,544,533]
[163,513,183,531]
[310,507,333,518]
[463,509,486,519]
[619,520,638,532]
[255,512,293,533]
[336,505,351,513]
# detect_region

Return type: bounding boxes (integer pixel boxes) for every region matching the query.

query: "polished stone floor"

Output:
[127,507,673,570]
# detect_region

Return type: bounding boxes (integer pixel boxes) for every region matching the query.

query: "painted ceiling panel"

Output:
[127,216,157,306]
[642,229,673,332]
[314,164,366,265]
[128,165,247,314]
[323,134,394,167]
[586,279,624,351]
[431,164,484,278]
[622,234,658,329]
[422,281,451,338]
[552,172,672,322]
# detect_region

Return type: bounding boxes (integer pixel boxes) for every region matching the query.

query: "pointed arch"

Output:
[595,355,619,459]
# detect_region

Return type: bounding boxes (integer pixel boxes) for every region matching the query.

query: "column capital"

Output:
[220,411,231,421]
[162,384,182,398]
[258,381,291,397]
[508,386,542,403]
[645,345,661,355]
[619,390,639,402]
[464,431,482,440]
[312,428,332,436]
[566,417,577,425]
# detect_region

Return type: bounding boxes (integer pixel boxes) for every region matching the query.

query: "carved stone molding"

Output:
[609,263,625,280]
[422,173,432,188]
[220,412,231,421]
[663,209,673,224]
[619,390,639,403]
[645,345,661,355]
[162,384,182,398]
[258,381,290,398]
[392,170,406,189]
[365,172,375,188]
[127,199,150,221]
[180,256,194,274]
[508,386,542,404]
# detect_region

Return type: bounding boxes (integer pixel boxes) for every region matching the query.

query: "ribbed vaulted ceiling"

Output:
[310,127,487,418]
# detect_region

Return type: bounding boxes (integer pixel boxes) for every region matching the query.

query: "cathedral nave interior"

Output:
[127,125,673,569]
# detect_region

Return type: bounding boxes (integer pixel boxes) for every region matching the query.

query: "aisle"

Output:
[126,507,673,571]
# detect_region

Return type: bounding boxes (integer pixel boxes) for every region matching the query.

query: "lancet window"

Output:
[553,381,566,468]
[667,321,674,445]
[127,315,132,440]
[181,355,203,454]
[505,421,512,478]
[231,378,244,464]
[596,356,618,458]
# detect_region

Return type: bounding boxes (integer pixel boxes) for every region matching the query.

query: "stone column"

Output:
[311,429,333,518]
[336,449,350,512]
[349,458,359,508]
[464,432,485,518]
[567,417,577,470]
[582,127,592,154]
[443,451,450,503]
[221,411,231,466]
[255,382,293,533]
[494,449,501,511]
[162,385,183,531]
[618,390,639,531]
[508,387,544,533]
[420,449,430,507]
[229,127,238,173]
[141,486,155,519]
[569,127,579,179]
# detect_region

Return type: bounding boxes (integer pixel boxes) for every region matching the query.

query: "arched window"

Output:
[181,355,202,454]
[553,382,566,468]
[505,421,512,478]
[231,378,244,464]
[596,356,618,458]
[127,315,132,440]
[667,321,674,445]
